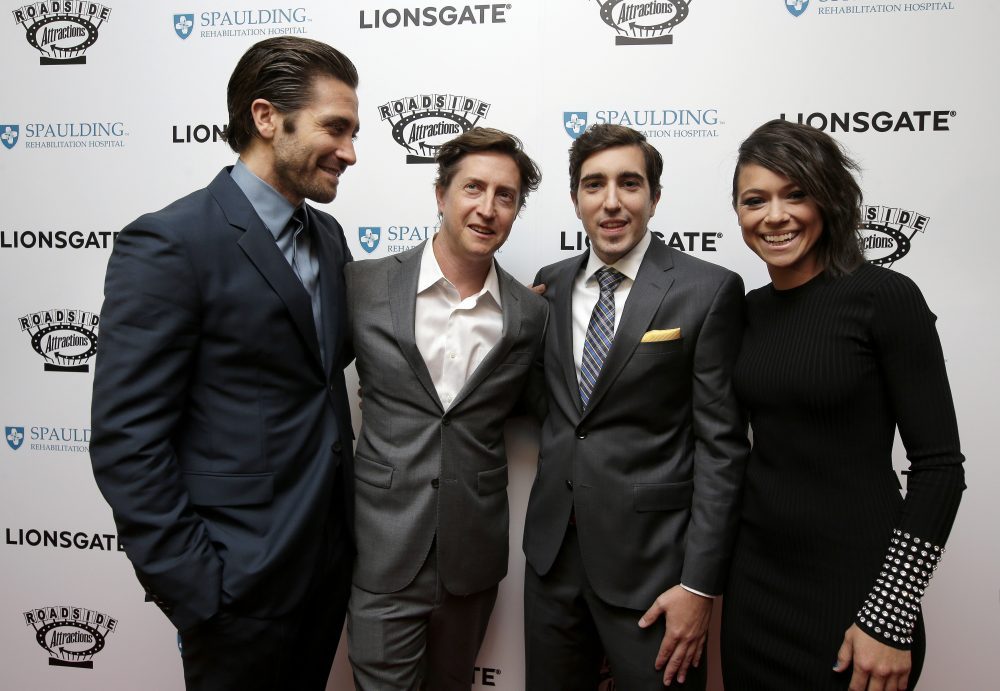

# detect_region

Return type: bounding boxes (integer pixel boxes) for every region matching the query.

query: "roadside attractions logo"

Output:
[563,108,722,140]
[172,7,310,40]
[24,605,118,668]
[590,0,690,46]
[18,308,99,373]
[360,3,511,29]
[561,228,721,253]
[779,110,954,133]
[358,222,439,255]
[12,2,112,65]
[378,94,491,164]
[4,424,90,452]
[860,204,928,266]
[785,0,956,16]
[0,120,128,149]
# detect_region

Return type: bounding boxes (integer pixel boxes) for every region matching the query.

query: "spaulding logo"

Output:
[12,2,112,65]
[564,112,588,140]
[18,309,99,372]
[860,205,929,267]
[6,426,24,450]
[23,605,118,668]
[173,13,194,39]
[378,93,491,164]
[592,0,690,46]
[359,226,381,254]
[786,0,809,17]
[1,125,19,149]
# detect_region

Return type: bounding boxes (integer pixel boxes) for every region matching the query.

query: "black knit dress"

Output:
[721,263,965,690]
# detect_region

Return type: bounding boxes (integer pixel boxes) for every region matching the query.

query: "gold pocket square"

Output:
[641,328,681,343]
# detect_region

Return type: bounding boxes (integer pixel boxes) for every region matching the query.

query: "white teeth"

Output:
[763,232,796,244]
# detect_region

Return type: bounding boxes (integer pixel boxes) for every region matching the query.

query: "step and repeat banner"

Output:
[1,2,995,689]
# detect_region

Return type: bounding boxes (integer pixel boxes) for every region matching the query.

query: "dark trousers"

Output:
[179,537,352,691]
[524,525,707,691]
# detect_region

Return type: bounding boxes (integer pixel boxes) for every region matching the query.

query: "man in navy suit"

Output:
[90,37,359,690]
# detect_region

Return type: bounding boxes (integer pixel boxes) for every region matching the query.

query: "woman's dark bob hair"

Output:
[733,119,865,277]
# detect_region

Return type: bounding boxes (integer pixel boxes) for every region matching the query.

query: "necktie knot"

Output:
[596,267,625,294]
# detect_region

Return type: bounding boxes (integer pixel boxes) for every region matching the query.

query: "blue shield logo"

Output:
[359,227,381,254]
[1,125,19,150]
[785,0,809,17]
[564,112,588,140]
[6,427,24,451]
[174,14,195,39]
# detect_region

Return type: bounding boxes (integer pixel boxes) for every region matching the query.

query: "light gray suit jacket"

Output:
[346,242,548,595]
[523,236,749,608]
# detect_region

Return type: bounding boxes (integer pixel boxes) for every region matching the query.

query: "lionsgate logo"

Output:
[18,308,99,373]
[589,0,690,46]
[24,605,118,668]
[563,107,722,140]
[172,123,227,144]
[379,94,491,164]
[1,229,119,249]
[561,228,722,253]
[358,222,439,255]
[0,121,128,149]
[172,8,310,40]
[860,204,929,266]
[12,2,112,65]
[780,110,955,133]
[5,424,90,452]
[6,527,125,552]
[359,3,511,29]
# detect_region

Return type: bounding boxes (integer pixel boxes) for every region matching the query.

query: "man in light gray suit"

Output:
[523,124,749,690]
[345,128,547,690]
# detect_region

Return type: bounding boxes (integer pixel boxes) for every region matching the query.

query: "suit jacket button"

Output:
[431,478,440,488]
[441,417,451,426]
[565,480,573,490]
[331,441,342,453]
[576,431,587,439]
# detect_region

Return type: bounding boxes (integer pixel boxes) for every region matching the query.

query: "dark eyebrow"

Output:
[579,173,607,185]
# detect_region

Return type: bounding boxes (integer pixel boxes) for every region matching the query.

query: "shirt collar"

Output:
[417,238,502,307]
[230,159,300,240]
[582,229,651,284]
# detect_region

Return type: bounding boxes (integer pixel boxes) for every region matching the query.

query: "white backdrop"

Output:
[1,1,996,688]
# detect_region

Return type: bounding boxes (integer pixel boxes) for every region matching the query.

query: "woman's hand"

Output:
[834,624,911,691]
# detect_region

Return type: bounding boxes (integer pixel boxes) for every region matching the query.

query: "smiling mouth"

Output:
[320,165,343,179]
[763,231,798,245]
[600,218,628,231]
[469,224,495,236]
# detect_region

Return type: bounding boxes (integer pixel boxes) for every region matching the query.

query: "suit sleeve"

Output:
[681,270,750,595]
[90,220,222,632]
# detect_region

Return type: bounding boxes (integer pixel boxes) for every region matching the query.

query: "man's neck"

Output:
[432,236,491,300]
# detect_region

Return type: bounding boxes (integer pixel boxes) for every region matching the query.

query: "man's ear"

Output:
[250,98,280,141]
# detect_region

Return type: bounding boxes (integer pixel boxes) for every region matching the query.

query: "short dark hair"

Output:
[568,124,663,198]
[225,37,358,153]
[434,127,542,209]
[733,119,864,277]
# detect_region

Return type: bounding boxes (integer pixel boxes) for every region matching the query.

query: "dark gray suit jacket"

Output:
[523,236,748,608]
[346,242,547,596]
[90,169,355,632]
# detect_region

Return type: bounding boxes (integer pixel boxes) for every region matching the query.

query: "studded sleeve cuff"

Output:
[855,529,944,650]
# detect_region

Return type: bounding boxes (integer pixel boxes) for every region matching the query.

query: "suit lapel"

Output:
[388,243,443,411]
[553,252,590,416]
[310,206,346,375]
[449,264,522,410]
[581,238,675,417]
[211,171,324,370]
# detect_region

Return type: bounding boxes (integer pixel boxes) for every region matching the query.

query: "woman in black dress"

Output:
[720,119,965,691]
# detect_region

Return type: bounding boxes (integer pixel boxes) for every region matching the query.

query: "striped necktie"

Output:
[579,267,625,408]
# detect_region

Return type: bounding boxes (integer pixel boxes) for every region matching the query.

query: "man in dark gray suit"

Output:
[523,124,749,690]
[90,38,359,690]
[345,128,547,690]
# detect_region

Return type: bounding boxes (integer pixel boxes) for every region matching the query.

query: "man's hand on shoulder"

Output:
[638,584,712,686]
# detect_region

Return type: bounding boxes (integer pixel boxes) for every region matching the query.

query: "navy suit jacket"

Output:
[90,168,355,631]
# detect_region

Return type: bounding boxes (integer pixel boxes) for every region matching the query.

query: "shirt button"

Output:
[449,352,457,359]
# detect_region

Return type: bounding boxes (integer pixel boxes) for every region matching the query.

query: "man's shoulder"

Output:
[344,249,405,280]
[535,253,583,285]
[125,170,228,237]
[666,245,742,287]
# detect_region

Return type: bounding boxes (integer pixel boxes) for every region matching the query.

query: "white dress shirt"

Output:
[415,239,503,410]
